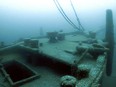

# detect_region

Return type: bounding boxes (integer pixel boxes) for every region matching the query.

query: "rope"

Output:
[70,0,85,31]
[53,0,81,31]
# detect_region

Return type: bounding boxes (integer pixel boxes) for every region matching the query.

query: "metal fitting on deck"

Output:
[30,39,39,48]
[76,45,109,55]
[23,38,39,48]
[23,38,31,46]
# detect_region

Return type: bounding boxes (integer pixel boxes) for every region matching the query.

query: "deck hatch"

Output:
[3,60,38,86]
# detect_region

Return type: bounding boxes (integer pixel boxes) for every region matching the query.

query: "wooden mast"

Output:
[105,9,114,76]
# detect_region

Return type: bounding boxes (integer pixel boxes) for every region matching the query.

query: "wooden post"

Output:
[105,9,114,76]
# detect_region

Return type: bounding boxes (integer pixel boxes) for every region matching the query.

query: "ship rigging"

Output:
[53,0,85,32]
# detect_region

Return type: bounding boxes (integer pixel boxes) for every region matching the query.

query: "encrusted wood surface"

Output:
[0,34,106,87]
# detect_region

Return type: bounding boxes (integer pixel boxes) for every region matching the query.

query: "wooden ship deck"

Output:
[0,8,115,87]
[0,33,107,87]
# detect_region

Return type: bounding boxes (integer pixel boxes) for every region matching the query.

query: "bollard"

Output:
[23,38,31,46]
[30,39,39,48]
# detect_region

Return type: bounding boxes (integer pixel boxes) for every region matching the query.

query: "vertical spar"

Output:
[105,9,114,76]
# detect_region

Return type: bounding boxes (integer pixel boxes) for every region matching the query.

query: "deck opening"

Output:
[76,70,89,80]
[3,60,38,86]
